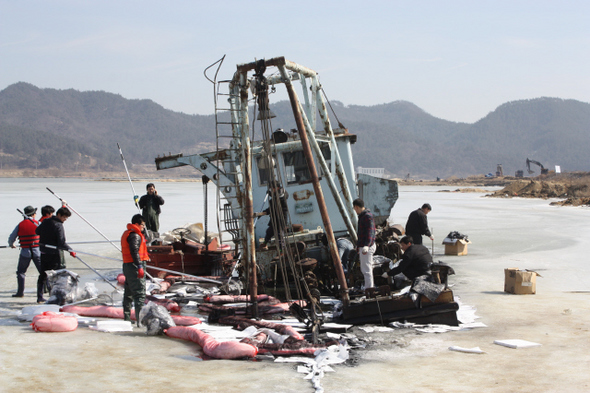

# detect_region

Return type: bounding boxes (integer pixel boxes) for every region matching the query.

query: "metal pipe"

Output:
[55,247,224,284]
[296,97,358,244]
[278,64,349,306]
[236,56,317,79]
[145,265,223,284]
[117,142,141,213]
[238,69,258,318]
[41,244,118,290]
[46,187,121,252]
[17,208,39,226]
[314,78,357,228]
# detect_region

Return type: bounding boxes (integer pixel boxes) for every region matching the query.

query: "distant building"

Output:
[357,167,385,178]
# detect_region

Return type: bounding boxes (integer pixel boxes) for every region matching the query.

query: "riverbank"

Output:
[0,167,200,181]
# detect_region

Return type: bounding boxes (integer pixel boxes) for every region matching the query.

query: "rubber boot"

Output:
[36,280,46,303]
[13,275,25,297]
[135,304,143,327]
[123,303,132,322]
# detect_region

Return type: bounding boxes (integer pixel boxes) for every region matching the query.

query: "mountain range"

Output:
[1,82,589,179]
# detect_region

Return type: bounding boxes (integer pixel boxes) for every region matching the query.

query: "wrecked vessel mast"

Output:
[155,56,457,325]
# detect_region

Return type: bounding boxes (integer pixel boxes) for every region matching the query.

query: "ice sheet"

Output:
[494,339,542,349]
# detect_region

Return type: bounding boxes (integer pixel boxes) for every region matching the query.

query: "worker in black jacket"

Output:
[138,183,165,233]
[405,203,433,245]
[382,235,432,281]
[35,207,76,299]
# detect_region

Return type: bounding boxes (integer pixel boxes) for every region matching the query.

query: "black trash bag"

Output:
[138,301,176,336]
[445,231,469,241]
[410,275,446,307]
[46,269,79,305]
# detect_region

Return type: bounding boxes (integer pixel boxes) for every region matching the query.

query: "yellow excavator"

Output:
[526,158,549,175]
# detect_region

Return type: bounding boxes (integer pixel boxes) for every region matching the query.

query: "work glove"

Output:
[133,195,139,205]
[69,251,77,258]
[362,246,369,255]
[381,272,389,279]
[61,200,67,207]
[136,263,145,279]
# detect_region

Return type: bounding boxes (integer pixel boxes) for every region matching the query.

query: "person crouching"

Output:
[121,214,149,326]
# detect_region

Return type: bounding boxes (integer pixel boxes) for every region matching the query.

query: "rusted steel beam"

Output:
[295,99,358,244]
[236,57,316,78]
[278,65,350,306]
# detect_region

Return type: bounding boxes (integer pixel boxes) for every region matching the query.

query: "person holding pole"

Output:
[405,203,433,245]
[39,205,55,223]
[8,205,44,301]
[121,214,149,325]
[138,183,164,233]
[35,207,76,301]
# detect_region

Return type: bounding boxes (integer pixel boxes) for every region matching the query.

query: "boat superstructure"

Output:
[152,56,461,328]
[155,56,397,296]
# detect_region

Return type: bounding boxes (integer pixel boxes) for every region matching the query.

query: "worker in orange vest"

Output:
[121,214,149,325]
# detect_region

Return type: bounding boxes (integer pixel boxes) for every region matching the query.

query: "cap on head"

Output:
[24,205,37,216]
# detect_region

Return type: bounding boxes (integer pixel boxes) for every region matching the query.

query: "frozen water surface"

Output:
[1,180,590,392]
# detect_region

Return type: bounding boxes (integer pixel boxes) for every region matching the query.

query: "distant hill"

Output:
[0,82,216,171]
[1,82,589,178]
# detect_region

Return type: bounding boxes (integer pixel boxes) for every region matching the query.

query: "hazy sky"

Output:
[1,0,588,123]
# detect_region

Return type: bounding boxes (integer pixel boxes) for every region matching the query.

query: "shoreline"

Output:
[0,169,514,186]
[0,170,202,182]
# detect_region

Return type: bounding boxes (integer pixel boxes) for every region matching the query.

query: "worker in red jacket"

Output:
[8,205,43,302]
[39,205,55,223]
[121,214,149,325]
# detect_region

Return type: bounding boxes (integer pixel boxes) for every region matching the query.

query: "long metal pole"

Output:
[315,80,357,227]
[295,99,358,244]
[117,143,141,213]
[46,187,122,252]
[41,244,118,290]
[51,247,223,284]
[17,208,39,227]
[278,64,349,306]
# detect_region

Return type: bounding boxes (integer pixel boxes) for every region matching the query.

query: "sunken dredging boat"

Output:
[153,56,459,330]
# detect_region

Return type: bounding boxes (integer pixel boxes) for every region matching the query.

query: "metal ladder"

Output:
[205,58,245,247]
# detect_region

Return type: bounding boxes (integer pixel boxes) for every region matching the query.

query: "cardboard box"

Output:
[504,268,537,294]
[443,238,471,256]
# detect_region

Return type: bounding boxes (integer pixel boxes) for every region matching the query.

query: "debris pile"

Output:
[488,180,569,199]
